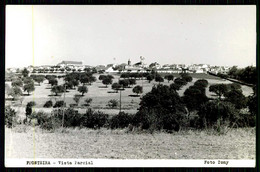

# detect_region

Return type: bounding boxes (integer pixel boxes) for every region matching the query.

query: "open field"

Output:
[5,73,254,117]
[5,126,255,159]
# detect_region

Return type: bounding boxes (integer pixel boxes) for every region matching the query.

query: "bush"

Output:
[43,100,53,108]
[198,100,239,129]
[81,109,109,129]
[135,84,187,132]
[25,101,36,120]
[5,106,17,128]
[84,98,93,106]
[194,79,208,88]
[27,101,36,107]
[234,109,256,128]
[110,112,134,129]
[107,99,119,108]
[52,108,83,127]
[53,101,66,108]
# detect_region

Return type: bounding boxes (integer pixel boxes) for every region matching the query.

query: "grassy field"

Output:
[5,73,253,117]
[5,126,255,159]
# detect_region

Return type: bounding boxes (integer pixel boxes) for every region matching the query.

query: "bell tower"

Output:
[128,59,131,66]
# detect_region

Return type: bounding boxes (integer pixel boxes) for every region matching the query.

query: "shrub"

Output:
[81,109,109,129]
[52,108,83,127]
[180,73,193,82]
[73,94,82,105]
[107,99,119,108]
[43,100,53,108]
[25,101,36,120]
[53,101,66,108]
[5,106,17,128]
[27,101,36,107]
[224,89,247,109]
[110,112,134,129]
[111,83,122,93]
[146,74,154,83]
[155,75,164,84]
[174,77,187,87]
[194,79,208,88]
[198,100,239,129]
[51,85,65,96]
[84,98,93,106]
[135,84,187,132]
[234,109,256,128]
[119,79,129,88]
[132,85,143,95]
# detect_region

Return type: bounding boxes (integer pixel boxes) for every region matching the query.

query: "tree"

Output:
[99,75,106,81]
[80,74,89,85]
[89,76,96,85]
[33,75,45,86]
[239,66,257,85]
[43,100,53,108]
[136,84,187,131]
[112,83,122,93]
[5,106,17,128]
[84,98,93,106]
[53,101,66,108]
[155,75,164,84]
[180,73,193,82]
[209,84,228,99]
[23,77,34,85]
[224,89,247,109]
[164,74,174,83]
[183,85,208,113]
[64,81,73,90]
[102,77,112,87]
[174,77,187,88]
[73,94,82,106]
[84,68,91,73]
[71,79,79,88]
[25,101,36,121]
[51,85,65,96]
[132,85,143,96]
[107,99,119,108]
[8,86,23,100]
[49,78,58,87]
[120,73,129,79]
[194,79,208,88]
[227,83,241,91]
[128,79,136,86]
[146,74,154,83]
[107,75,114,80]
[23,82,35,95]
[198,100,238,128]
[228,66,238,78]
[170,83,182,91]
[11,79,23,87]
[78,85,88,96]
[21,68,29,77]
[119,79,129,89]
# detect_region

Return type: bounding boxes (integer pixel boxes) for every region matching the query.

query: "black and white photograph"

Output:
[4,5,256,167]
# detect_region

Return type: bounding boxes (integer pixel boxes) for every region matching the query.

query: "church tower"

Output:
[128,59,131,66]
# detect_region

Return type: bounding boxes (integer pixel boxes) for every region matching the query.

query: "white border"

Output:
[5,159,255,167]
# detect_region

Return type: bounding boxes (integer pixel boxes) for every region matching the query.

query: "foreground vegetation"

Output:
[5,126,255,159]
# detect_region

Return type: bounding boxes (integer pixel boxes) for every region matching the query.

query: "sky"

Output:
[6,5,256,68]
